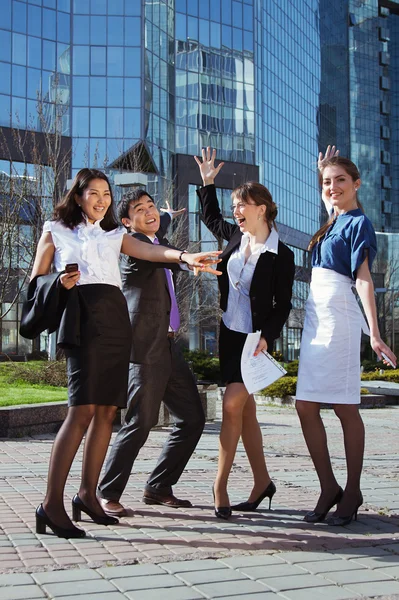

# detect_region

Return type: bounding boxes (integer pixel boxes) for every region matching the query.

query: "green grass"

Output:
[0,363,67,406]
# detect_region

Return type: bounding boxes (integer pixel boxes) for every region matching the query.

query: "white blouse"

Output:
[43,219,125,289]
[222,228,279,334]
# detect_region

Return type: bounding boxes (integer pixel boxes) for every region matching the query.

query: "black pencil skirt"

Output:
[219,320,247,385]
[64,284,131,407]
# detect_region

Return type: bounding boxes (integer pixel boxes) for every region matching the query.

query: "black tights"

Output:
[43,404,118,529]
[296,401,364,516]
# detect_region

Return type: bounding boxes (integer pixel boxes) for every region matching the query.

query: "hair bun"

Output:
[270,204,278,220]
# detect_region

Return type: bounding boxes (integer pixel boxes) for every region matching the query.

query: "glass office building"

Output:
[1,0,398,357]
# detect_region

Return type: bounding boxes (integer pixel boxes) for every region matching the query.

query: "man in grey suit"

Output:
[98,189,205,515]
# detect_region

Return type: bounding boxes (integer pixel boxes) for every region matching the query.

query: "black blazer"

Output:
[197,184,295,349]
[120,214,181,364]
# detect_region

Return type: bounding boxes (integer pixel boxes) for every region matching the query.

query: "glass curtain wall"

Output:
[254,0,322,237]
[71,0,141,176]
[0,0,71,134]
[174,0,256,164]
[144,0,175,201]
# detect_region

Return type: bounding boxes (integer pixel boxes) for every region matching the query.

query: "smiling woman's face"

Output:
[322,166,360,214]
[77,178,112,223]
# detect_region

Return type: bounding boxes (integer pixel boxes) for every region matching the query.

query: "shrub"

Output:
[361,369,399,384]
[182,349,221,382]
[25,350,49,361]
[285,360,299,376]
[361,359,385,372]
[6,360,68,387]
[259,376,297,398]
[272,350,284,362]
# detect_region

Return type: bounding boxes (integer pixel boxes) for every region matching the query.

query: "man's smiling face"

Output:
[122,194,161,235]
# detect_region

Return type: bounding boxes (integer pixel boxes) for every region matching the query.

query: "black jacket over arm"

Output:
[197,184,295,349]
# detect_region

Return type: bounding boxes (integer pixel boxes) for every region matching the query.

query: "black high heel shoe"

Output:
[212,486,231,520]
[327,493,363,527]
[36,504,86,539]
[232,480,276,512]
[304,487,344,523]
[72,495,119,525]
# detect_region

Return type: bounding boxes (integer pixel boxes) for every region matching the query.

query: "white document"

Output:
[241,331,287,395]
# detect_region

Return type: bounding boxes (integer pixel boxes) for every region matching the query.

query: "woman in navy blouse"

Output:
[296,150,396,526]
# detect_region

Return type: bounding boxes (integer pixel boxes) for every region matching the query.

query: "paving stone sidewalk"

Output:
[0,404,398,599]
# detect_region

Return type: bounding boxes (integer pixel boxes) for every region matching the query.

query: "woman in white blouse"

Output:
[31,168,220,538]
[195,149,295,519]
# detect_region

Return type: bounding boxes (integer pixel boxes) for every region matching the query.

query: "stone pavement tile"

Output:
[215,595,277,600]
[0,573,34,586]
[349,554,399,569]
[238,564,309,579]
[0,585,46,599]
[52,594,126,600]
[41,579,117,598]
[259,574,335,592]
[112,574,185,592]
[325,569,394,585]
[126,589,205,600]
[193,578,272,597]
[278,586,358,600]
[297,559,368,575]
[54,557,89,566]
[344,580,399,597]
[0,560,25,569]
[98,563,167,578]
[219,555,286,568]
[160,559,227,574]
[176,568,247,585]
[33,568,102,584]
[375,566,399,578]
[337,547,396,559]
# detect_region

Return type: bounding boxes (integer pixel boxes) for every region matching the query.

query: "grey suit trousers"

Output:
[98,338,205,500]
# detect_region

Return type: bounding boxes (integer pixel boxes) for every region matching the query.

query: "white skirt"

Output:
[296,268,368,405]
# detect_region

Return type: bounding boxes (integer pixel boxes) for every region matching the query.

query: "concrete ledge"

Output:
[255,393,393,408]
[0,384,218,438]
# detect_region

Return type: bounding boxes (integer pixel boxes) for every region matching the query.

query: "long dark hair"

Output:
[53,168,119,231]
[308,157,364,251]
[232,181,278,231]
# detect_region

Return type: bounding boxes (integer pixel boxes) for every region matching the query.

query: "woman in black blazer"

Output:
[195,148,295,519]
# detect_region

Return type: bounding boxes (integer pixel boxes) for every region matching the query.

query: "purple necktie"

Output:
[153,238,180,331]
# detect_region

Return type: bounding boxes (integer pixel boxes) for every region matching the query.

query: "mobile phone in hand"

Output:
[65,263,79,273]
[381,351,396,368]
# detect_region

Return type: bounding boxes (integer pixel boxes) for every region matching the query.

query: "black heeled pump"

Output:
[72,495,119,526]
[327,493,363,527]
[232,480,276,512]
[212,486,231,520]
[304,487,344,523]
[36,504,86,539]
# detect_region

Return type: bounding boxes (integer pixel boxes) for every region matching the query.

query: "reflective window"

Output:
[90,46,106,75]
[124,47,140,76]
[90,107,105,137]
[108,16,124,45]
[107,77,123,106]
[0,63,11,95]
[72,106,89,136]
[27,68,41,99]
[43,8,56,40]
[27,36,41,69]
[124,2,140,16]
[12,33,26,65]
[90,0,106,14]
[12,96,26,128]
[107,0,124,15]
[27,4,41,37]
[124,17,140,44]
[72,75,89,105]
[124,77,141,108]
[107,107,123,137]
[73,15,89,43]
[124,107,140,138]
[42,40,56,71]
[90,77,106,106]
[90,16,106,45]
[13,0,27,34]
[12,65,26,97]
[57,11,70,43]
[107,46,123,76]
[3,0,11,29]
[73,0,89,14]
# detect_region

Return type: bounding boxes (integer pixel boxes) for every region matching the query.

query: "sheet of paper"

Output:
[241,331,287,395]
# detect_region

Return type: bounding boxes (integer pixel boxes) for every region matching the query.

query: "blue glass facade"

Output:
[2,0,399,356]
